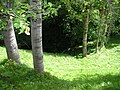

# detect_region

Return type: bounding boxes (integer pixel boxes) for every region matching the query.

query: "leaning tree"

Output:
[0,0,21,63]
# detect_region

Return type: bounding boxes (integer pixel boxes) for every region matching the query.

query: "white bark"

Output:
[30,0,44,72]
[3,18,21,63]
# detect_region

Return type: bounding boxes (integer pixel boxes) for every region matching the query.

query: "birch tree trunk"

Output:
[30,0,44,72]
[82,9,89,57]
[3,17,21,63]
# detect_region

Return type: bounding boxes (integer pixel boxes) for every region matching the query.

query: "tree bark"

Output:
[96,29,100,52]
[99,9,108,50]
[30,0,44,72]
[100,24,108,48]
[3,18,21,63]
[82,10,89,57]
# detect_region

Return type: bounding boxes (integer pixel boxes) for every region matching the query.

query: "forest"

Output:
[0,0,120,90]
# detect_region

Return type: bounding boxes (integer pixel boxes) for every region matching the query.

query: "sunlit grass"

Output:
[0,35,120,90]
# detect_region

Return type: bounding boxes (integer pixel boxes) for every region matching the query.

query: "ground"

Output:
[0,35,120,90]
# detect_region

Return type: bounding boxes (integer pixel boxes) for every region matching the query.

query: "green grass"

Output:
[0,35,120,90]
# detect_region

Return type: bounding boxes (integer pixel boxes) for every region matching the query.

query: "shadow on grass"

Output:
[106,34,120,49]
[0,60,120,90]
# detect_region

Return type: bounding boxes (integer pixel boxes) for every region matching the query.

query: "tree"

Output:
[82,8,89,57]
[0,0,21,63]
[3,17,21,63]
[94,0,111,51]
[30,0,44,72]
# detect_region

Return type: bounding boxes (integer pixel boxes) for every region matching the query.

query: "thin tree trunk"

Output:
[100,24,108,48]
[96,29,100,52]
[30,0,44,72]
[99,9,108,49]
[82,10,89,57]
[3,18,21,63]
[107,22,112,38]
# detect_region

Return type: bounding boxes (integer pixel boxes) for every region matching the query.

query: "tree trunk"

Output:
[82,10,89,57]
[100,24,108,48]
[3,18,21,63]
[99,9,108,50]
[30,0,44,72]
[96,29,100,52]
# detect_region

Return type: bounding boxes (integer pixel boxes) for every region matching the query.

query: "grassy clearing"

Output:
[0,35,120,90]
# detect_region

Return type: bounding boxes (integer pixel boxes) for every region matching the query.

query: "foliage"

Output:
[0,0,30,35]
[43,1,61,19]
[42,0,120,53]
[0,0,120,54]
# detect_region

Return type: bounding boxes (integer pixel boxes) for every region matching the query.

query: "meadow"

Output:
[0,35,120,90]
